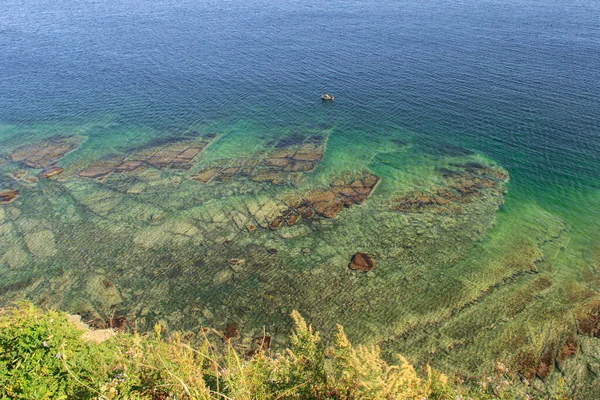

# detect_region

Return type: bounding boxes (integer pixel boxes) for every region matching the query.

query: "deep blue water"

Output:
[1,0,599,245]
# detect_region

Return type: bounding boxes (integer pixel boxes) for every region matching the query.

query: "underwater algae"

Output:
[0,124,599,397]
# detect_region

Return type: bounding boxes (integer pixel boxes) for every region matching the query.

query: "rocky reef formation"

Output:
[193,137,326,186]
[10,136,81,169]
[2,127,599,397]
[273,171,380,223]
[393,162,507,214]
[79,137,213,180]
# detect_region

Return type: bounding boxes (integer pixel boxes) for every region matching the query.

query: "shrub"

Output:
[0,304,557,399]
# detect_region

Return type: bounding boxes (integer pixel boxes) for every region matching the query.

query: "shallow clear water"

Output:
[1,0,599,394]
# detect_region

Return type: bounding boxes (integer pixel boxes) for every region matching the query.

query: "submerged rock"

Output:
[248,171,379,231]
[39,166,64,179]
[193,137,328,186]
[79,138,211,180]
[224,322,239,340]
[349,252,376,271]
[269,216,285,230]
[10,136,81,168]
[393,163,508,213]
[246,224,257,233]
[0,190,19,204]
[78,165,115,179]
[246,335,272,356]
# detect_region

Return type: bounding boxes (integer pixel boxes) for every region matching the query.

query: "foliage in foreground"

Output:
[0,304,567,399]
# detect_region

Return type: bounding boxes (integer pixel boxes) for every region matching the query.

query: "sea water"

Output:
[1,0,599,394]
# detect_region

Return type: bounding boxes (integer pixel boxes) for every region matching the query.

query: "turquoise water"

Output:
[1,0,599,395]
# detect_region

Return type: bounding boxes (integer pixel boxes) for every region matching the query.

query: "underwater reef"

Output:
[0,124,599,398]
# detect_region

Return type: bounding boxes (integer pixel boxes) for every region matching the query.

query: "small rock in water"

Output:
[269,216,284,230]
[224,322,239,339]
[246,224,257,233]
[39,166,64,179]
[286,212,300,226]
[229,259,245,268]
[349,252,376,272]
[0,190,19,204]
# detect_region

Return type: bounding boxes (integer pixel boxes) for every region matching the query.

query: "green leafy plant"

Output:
[0,304,561,399]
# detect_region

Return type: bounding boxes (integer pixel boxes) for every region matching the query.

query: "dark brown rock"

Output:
[0,190,19,204]
[575,300,600,337]
[307,190,336,215]
[245,335,272,357]
[286,213,300,226]
[558,336,578,364]
[297,205,315,219]
[108,315,129,332]
[224,322,239,339]
[349,252,376,271]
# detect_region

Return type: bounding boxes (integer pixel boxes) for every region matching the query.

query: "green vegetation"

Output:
[0,304,569,399]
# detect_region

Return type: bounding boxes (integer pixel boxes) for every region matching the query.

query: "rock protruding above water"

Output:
[78,139,211,180]
[10,136,81,168]
[0,190,19,204]
[193,140,327,186]
[349,252,376,271]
